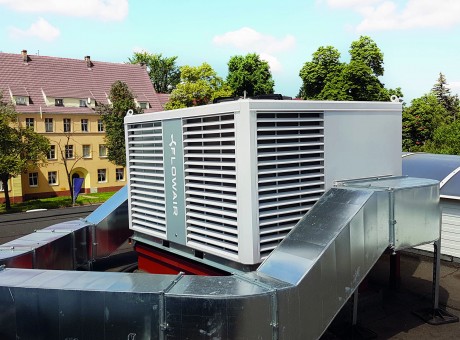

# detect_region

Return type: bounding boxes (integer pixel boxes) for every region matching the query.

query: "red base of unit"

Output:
[135,243,227,276]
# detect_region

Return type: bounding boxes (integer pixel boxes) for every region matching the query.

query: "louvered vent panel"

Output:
[127,122,166,238]
[183,113,239,259]
[257,111,325,259]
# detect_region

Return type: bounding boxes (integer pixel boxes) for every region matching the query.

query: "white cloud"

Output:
[323,0,460,31]
[259,53,282,73]
[8,18,60,42]
[213,27,295,54]
[0,0,128,21]
[213,27,296,73]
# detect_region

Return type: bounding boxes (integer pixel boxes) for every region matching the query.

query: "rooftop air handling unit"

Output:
[124,99,402,266]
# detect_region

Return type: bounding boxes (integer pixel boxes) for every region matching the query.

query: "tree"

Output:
[97,81,141,167]
[128,51,180,93]
[0,94,50,210]
[165,63,233,110]
[56,133,84,204]
[432,72,459,122]
[226,53,274,97]
[424,120,460,155]
[402,94,447,151]
[298,46,343,99]
[298,36,395,101]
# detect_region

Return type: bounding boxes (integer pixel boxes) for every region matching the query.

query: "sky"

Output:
[1,0,460,103]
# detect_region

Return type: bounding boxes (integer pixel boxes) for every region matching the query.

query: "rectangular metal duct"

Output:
[125,100,402,265]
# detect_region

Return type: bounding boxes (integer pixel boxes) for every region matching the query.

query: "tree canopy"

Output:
[165,63,233,110]
[97,81,141,167]
[0,94,50,210]
[402,73,460,154]
[298,36,397,101]
[226,53,274,97]
[128,51,180,93]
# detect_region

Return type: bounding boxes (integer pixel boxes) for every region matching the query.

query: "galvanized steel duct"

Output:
[0,177,440,339]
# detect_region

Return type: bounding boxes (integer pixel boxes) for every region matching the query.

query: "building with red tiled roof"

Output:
[0,50,165,203]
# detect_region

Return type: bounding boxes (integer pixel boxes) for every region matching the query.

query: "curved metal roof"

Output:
[402,153,460,200]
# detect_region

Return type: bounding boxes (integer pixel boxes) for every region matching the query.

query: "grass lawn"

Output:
[0,191,116,214]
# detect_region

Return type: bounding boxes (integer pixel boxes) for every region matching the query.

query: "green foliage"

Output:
[165,63,233,110]
[431,72,459,123]
[226,53,274,97]
[402,94,447,151]
[97,81,141,167]
[129,51,180,93]
[0,93,50,210]
[298,36,393,101]
[424,121,460,155]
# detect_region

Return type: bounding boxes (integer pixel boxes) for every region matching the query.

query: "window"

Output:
[116,168,124,181]
[47,145,56,160]
[65,145,74,159]
[15,96,27,105]
[28,172,38,187]
[139,102,148,109]
[63,118,71,132]
[79,99,87,107]
[97,169,107,182]
[81,119,89,132]
[82,145,91,158]
[26,118,34,130]
[0,180,4,192]
[48,171,57,185]
[45,118,53,132]
[99,144,107,157]
[55,98,64,106]
[97,120,104,132]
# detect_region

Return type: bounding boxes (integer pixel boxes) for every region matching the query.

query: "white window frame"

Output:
[26,118,34,130]
[81,119,89,132]
[97,169,107,183]
[98,120,104,132]
[99,144,107,158]
[45,118,54,132]
[47,145,56,160]
[55,98,64,106]
[15,96,27,105]
[28,172,38,187]
[82,145,91,158]
[48,171,58,185]
[65,145,74,159]
[79,99,87,107]
[115,168,124,181]
[63,118,71,132]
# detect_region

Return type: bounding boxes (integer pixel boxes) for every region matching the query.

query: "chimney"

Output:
[21,49,28,63]
[84,55,92,68]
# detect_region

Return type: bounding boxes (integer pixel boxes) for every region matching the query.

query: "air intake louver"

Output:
[257,111,324,258]
[127,122,166,237]
[183,113,239,260]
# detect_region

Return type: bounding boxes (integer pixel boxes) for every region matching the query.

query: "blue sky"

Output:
[1,0,459,102]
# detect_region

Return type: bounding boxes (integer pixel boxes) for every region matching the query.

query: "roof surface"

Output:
[0,51,164,113]
[402,152,460,199]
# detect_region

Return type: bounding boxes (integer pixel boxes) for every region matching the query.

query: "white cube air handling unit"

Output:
[124,100,402,265]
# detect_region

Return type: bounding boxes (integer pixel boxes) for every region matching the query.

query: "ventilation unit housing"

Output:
[125,100,402,265]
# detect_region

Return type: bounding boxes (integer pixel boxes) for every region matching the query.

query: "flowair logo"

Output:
[169,133,179,216]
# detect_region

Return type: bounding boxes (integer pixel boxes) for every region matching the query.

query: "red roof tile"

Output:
[0,52,164,114]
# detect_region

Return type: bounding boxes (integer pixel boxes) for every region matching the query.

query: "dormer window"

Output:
[79,99,87,107]
[55,98,64,106]
[15,96,28,105]
[139,102,148,109]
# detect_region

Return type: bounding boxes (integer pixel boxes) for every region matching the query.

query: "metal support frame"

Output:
[413,238,459,325]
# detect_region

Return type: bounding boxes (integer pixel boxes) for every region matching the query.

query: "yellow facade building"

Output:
[1,50,166,203]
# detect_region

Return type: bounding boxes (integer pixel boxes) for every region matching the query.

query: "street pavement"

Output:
[0,204,98,244]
